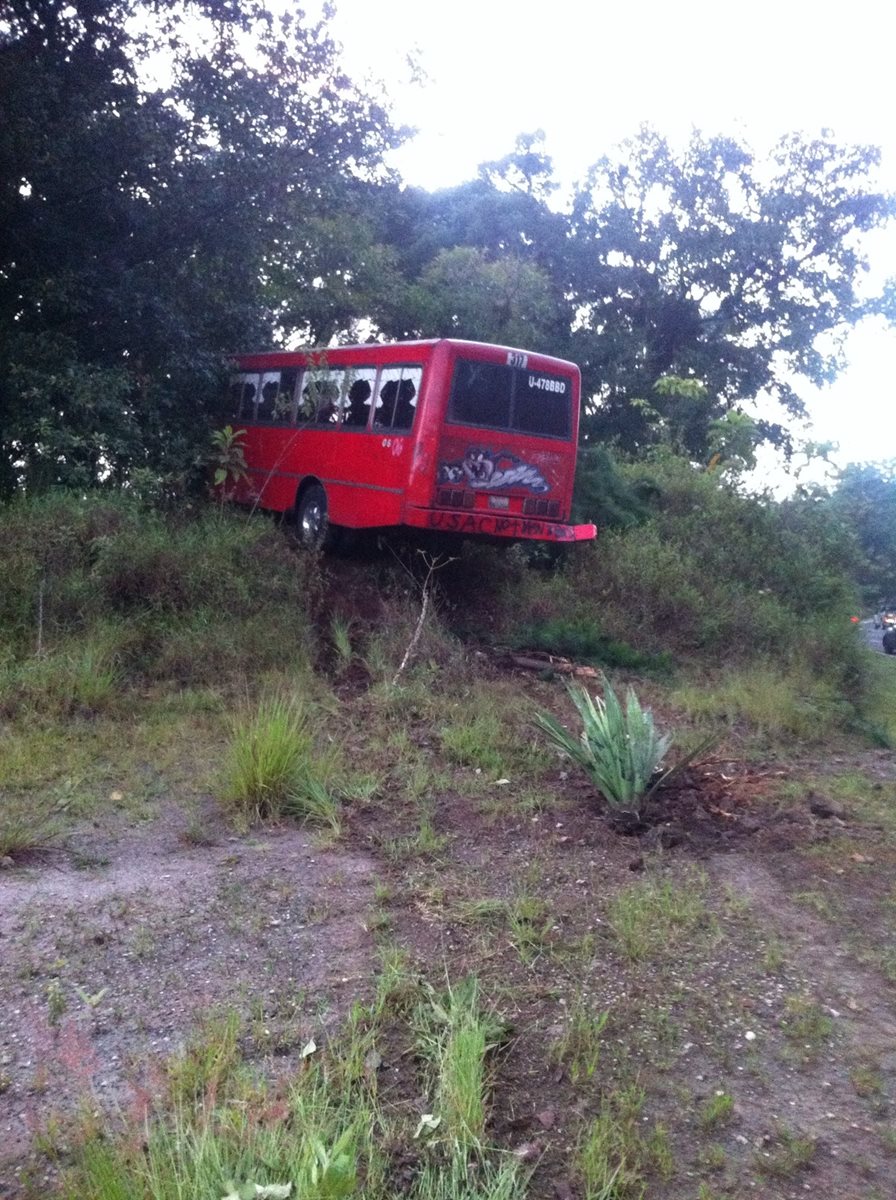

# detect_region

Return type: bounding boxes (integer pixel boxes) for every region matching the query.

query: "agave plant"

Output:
[536,677,677,818]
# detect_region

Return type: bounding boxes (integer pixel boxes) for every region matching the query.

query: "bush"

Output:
[569,454,861,666]
[220,694,340,831]
[0,492,317,688]
[536,678,672,817]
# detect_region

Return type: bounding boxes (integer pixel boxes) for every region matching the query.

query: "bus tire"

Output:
[296,483,340,553]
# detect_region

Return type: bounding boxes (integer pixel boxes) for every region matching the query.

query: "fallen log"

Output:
[498,650,600,679]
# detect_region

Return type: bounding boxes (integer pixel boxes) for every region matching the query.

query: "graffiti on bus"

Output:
[437,447,549,493]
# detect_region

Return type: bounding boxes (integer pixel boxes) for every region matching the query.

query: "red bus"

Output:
[227,338,596,549]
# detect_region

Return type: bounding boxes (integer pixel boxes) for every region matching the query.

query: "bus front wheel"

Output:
[296,483,339,553]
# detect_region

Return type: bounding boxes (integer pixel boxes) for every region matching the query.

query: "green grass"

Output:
[166,1010,244,1107]
[577,1085,673,1198]
[856,655,896,747]
[793,889,838,919]
[219,694,339,831]
[440,711,509,776]
[669,661,851,742]
[607,872,712,963]
[700,1091,734,1130]
[506,895,554,963]
[408,1154,524,1200]
[781,994,835,1062]
[329,614,355,674]
[754,1125,816,1177]
[0,634,123,719]
[414,977,507,1151]
[60,973,522,1200]
[450,894,553,963]
[552,998,609,1083]
[5,490,895,1199]
[0,792,61,859]
[382,812,450,861]
[791,770,896,837]
[66,1052,378,1200]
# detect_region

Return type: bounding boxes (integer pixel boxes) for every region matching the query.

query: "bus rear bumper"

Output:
[404,507,597,543]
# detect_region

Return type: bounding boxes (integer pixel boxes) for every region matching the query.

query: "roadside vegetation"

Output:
[2,477,896,1200]
[4,4,896,1194]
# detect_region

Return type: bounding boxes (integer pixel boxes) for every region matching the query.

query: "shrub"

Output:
[569,454,861,662]
[536,678,672,817]
[220,695,339,831]
[0,492,318,687]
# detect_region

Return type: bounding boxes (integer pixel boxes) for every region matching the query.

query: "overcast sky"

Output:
[326,0,896,472]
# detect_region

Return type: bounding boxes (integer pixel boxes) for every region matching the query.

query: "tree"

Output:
[370,133,575,345]
[0,0,401,494]
[825,461,896,599]
[568,128,896,457]
[408,247,560,348]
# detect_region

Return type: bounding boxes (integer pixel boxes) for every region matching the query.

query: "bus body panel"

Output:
[227,339,596,544]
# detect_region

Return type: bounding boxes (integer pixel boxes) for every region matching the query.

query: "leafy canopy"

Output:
[0,0,402,494]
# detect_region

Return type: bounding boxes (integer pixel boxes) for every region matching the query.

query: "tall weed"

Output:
[414,977,506,1151]
[220,695,337,829]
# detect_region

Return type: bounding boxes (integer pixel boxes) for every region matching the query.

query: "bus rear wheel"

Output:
[296,483,340,553]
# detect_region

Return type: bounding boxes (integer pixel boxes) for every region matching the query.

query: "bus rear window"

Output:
[449,359,571,439]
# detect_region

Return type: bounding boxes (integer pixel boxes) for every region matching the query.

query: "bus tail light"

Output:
[524,498,561,519]
[437,488,475,509]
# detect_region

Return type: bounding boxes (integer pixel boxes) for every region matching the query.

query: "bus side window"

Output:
[257,373,279,422]
[277,369,300,423]
[374,367,421,432]
[303,369,344,426]
[297,381,316,423]
[230,374,257,420]
[235,374,259,422]
[342,367,377,429]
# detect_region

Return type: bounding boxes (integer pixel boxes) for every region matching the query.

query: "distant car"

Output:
[874,602,896,632]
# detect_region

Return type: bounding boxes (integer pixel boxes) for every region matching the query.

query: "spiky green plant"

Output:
[535,677,672,817]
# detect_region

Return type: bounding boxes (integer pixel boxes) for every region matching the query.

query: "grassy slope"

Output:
[1,495,895,1199]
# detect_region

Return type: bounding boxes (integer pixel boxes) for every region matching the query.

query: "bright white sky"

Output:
[326,0,896,476]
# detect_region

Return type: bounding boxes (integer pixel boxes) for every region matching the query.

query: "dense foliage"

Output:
[2,0,894,492]
[822,460,896,601]
[0,0,401,494]
[372,129,894,460]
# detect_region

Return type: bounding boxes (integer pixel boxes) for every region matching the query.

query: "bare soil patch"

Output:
[350,745,896,1198]
[3,648,896,1198]
[0,802,375,1193]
